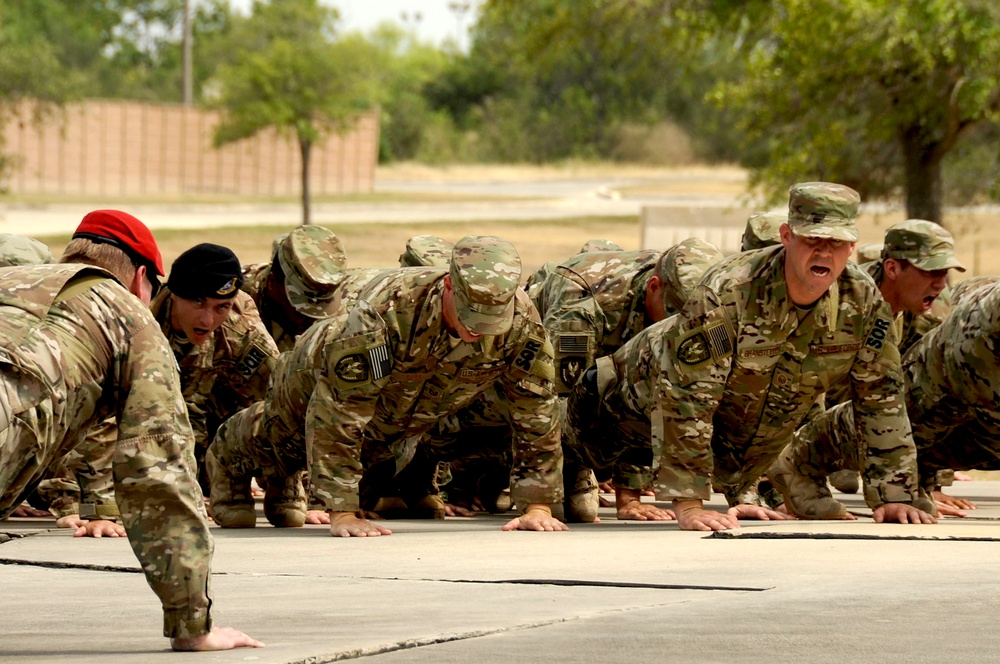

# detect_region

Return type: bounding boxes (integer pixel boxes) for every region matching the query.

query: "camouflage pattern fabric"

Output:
[741,212,784,251]
[532,249,660,394]
[881,219,965,272]
[242,263,384,351]
[566,245,917,507]
[787,182,860,241]
[450,235,522,335]
[579,239,623,253]
[277,225,348,318]
[903,279,1000,490]
[855,243,884,264]
[211,267,562,513]
[399,235,454,267]
[0,234,53,267]
[0,264,214,639]
[36,287,280,514]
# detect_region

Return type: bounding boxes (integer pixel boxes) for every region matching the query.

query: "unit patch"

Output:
[335,354,369,382]
[235,345,267,378]
[677,331,711,366]
[864,317,892,351]
[560,356,587,388]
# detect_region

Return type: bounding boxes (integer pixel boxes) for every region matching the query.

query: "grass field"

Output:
[28,162,1000,280]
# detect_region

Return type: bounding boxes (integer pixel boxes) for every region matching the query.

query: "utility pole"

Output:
[447,1,471,51]
[182,0,193,106]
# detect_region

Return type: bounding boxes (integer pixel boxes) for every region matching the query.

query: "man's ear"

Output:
[129,264,148,299]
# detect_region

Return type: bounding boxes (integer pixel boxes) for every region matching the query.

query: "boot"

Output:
[828,469,860,494]
[564,466,599,523]
[409,494,447,520]
[769,450,848,519]
[206,447,257,528]
[262,469,306,528]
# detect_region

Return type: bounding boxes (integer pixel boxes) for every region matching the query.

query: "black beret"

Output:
[167,243,244,300]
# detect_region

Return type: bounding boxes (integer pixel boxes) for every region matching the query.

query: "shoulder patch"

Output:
[864,317,893,351]
[513,334,545,374]
[676,330,712,366]
[674,316,734,369]
[235,344,268,378]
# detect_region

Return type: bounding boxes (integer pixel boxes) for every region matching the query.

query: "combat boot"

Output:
[828,469,860,494]
[769,450,849,519]
[409,493,446,520]
[564,466,599,523]
[262,469,307,528]
[206,447,257,528]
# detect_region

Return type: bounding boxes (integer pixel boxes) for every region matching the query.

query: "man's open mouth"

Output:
[810,265,831,277]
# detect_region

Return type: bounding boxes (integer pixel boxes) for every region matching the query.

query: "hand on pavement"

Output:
[728,504,798,521]
[71,519,127,538]
[502,506,569,532]
[329,512,392,537]
[933,489,975,513]
[873,502,937,524]
[304,509,331,524]
[615,488,675,521]
[673,500,739,531]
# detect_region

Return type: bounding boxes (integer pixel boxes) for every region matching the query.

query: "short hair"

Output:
[60,238,139,288]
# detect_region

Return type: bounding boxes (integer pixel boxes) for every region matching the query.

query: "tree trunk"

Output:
[299,137,312,226]
[899,125,943,224]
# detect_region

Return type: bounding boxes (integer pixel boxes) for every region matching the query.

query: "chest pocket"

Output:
[802,342,861,392]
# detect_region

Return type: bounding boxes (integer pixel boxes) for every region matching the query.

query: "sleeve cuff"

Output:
[162,608,212,640]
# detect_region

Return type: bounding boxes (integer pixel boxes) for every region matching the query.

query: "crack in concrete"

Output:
[0,558,142,573]
[286,603,677,663]
[363,576,768,592]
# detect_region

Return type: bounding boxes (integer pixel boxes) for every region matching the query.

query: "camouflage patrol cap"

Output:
[741,212,784,251]
[656,238,724,311]
[855,242,884,264]
[787,182,860,242]
[882,219,965,272]
[0,233,53,267]
[277,225,348,318]
[579,239,623,253]
[399,235,454,267]
[271,232,289,258]
[450,235,521,336]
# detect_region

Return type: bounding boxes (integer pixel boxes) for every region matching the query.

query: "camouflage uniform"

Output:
[0,264,213,639]
[786,220,965,505]
[905,278,1000,489]
[523,239,623,304]
[38,278,280,517]
[241,226,348,351]
[0,234,53,267]
[741,212,784,251]
[399,235,454,267]
[210,237,562,522]
[565,183,918,509]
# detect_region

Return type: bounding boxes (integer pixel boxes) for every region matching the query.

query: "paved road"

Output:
[3,485,999,663]
[0,175,750,236]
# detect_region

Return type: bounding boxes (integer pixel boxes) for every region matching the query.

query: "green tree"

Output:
[708,0,1000,223]
[209,0,376,224]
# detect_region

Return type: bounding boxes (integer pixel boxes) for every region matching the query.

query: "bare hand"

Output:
[304,509,331,525]
[72,519,127,538]
[953,471,973,482]
[329,512,392,537]
[933,489,975,512]
[728,504,798,521]
[502,506,569,532]
[673,500,739,531]
[873,502,937,524]
[10,503,51,518]
[170,626,264,651]
[615,488,675,521]
[56,514,86,529]
[444,502,478,517]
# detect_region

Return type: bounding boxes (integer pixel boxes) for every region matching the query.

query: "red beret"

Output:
[72,209,165,276]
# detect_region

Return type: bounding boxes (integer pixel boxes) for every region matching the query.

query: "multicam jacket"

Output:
[257,268,562,513]
[0,264,213,639]
[600,246,916,506]
[904,277,1000,489]
[532,250,659,394]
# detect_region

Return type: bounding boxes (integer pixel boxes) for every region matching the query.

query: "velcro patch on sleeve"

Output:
[864,317,893,351]
[513,334,545,374]
[235,344,269,378]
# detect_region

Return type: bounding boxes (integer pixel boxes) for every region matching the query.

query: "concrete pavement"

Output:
[3,484,999,663]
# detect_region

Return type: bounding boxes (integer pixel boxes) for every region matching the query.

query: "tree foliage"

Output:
[209,0,376,223]
[707,0,1000,222]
